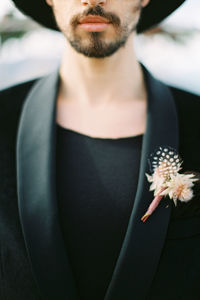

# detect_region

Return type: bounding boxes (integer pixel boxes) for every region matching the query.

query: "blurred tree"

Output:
[0,11,39,44]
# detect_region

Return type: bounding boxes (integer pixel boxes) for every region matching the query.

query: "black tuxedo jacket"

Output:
[0,67,200,300]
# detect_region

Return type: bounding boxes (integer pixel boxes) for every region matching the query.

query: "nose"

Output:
[81,0,106,7]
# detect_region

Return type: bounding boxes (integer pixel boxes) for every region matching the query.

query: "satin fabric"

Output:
[16,66,179,300]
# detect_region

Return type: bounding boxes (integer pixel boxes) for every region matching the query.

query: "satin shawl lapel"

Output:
[16,71,78,300]
[104,69,179,300]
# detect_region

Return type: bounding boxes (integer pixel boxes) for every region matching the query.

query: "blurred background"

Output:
[0,0,200,94]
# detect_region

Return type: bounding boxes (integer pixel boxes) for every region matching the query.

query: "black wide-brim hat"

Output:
[12,0,185,33]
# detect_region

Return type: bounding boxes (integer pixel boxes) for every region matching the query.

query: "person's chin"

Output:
[69,43,123,58]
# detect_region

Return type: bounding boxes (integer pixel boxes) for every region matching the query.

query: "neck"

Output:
[59,33,146,106]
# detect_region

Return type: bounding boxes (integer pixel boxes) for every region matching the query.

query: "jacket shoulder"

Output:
[169,86,200,117]
[0,79,38,110]
[0,79,38,139]
[168,86,200,171]
[169,86,200,130]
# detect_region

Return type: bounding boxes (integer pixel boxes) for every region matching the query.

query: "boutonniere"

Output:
[141,146,199,222]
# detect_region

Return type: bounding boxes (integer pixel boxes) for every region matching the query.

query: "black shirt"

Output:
[56,124,143,300]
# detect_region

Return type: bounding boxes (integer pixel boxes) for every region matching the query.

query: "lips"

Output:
[78,15,110,32]
[79,15,109,24]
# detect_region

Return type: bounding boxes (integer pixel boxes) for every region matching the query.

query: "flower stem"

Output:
[141,193,164,223]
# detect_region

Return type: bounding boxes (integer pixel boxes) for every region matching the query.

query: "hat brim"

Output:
[12,0,185,33]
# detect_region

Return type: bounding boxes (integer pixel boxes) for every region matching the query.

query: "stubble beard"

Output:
[56,5,142,58]
[68,27,131,58]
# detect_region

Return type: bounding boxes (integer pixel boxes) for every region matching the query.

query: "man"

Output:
[0,0,200,299]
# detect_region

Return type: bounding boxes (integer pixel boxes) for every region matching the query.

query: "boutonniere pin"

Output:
[141,146,199,222]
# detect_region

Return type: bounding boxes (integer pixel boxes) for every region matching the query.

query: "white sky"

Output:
[0,0,13,17]
[162,0,200,30]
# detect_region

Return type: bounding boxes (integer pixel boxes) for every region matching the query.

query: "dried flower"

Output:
[141,147,198,222]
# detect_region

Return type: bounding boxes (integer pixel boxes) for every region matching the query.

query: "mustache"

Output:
[71,5,121,28]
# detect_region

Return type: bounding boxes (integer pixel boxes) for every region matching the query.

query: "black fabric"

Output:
[56,125,143,300]
[16,66,179,300]
[0,80,42,300]
[16,67,179,300]
[0,77,199,299]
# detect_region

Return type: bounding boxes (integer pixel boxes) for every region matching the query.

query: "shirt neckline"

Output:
[56,124,144,141]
